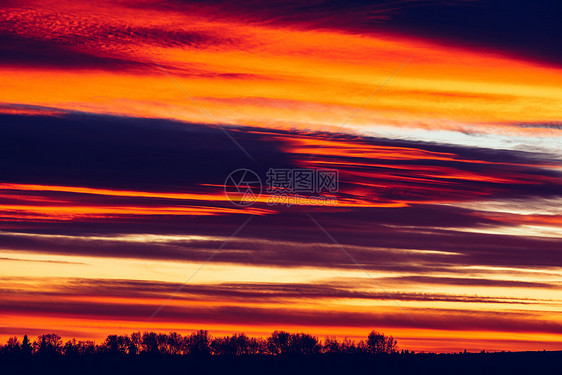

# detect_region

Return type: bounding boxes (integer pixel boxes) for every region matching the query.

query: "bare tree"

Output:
[366,331,397,354]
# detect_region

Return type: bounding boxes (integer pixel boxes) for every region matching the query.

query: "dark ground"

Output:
[1,351,561,375]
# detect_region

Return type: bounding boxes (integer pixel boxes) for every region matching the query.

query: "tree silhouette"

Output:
[288,333,320,354]
[2,331,559,375]
[166,332,184,355]
[21,335,32,356]
[141,332,159,355]
[1,329,402,357]
[34,334,63,356]
[77,340,96,355]
[366,331,397,354]
[102,335,131,354]
[322,337,340,353]
[64,338,79,356]
[4,337,20,355]
[267,330,291,355]
[186,330,211,356]
[210,333,261,355]
[247,337,268,355]
[129,332,142,355]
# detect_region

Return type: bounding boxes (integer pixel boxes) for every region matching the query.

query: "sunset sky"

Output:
[1,0,561,353]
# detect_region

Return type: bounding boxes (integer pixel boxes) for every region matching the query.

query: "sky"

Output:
[0,0,561,353]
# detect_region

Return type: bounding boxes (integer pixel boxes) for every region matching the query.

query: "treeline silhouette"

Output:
[2,330,561,375]
[0,330,399,356]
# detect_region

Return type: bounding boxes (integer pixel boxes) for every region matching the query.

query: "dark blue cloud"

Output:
[374,0,562,66]
[0,111,292,190]
[141,0,562,65]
